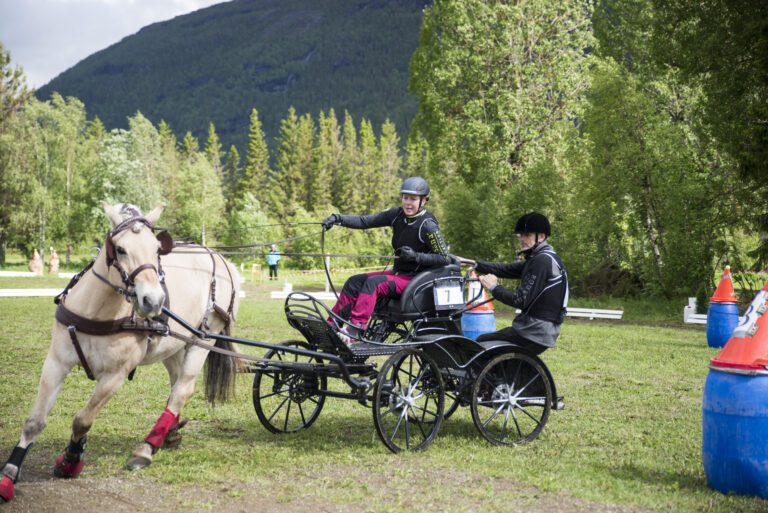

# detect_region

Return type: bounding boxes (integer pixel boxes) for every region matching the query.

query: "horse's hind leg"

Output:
[126,348,206,471]
[1,349,73,503]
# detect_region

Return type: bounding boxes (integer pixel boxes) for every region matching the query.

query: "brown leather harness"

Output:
[54,216,235,381]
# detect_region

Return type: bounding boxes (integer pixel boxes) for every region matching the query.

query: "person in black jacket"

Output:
[322,177,450,345]
[458,212,568,354]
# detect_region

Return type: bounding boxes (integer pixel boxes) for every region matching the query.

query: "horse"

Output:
[0,202,241,503]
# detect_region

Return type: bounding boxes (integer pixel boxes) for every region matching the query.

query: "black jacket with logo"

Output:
[337,207,449,274]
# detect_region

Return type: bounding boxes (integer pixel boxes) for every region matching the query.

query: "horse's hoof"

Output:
[124,456,152,471]
[53,453,85,479]
[0,475,14,503]
[162,417,188,450]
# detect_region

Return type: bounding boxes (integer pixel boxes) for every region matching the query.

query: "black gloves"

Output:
[322,213,340,230]
[398,246,420,263]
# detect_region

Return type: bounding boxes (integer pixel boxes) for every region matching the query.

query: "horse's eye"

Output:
[116,246,127,256]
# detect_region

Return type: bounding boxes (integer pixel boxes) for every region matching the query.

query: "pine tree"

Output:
[274,107,300,209]
[222,144,241,209]
[0,42,33,131]
[358,118,381,210]
[204,122,223,178]
[296,112,316,211]
[310,109,338,210]
[241,108,270,206]
[334,111,360,212]
[180,132,199,163]
[379,119,402,209]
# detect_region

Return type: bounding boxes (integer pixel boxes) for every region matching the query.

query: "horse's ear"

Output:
[156,230,174,255]
[101,201,122,228]
[145,204,165,225]
[104,238,116,265]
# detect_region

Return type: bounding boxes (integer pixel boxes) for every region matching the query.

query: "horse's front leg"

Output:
[1,345,74,503]
[52,369,129,480]
[126,347,207,470]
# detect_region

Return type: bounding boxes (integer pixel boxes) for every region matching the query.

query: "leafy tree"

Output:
[171,150,225,244]
[409,0,592,258]
[126,112,165,210]
[577,58,750,294]
[0,44,35,262]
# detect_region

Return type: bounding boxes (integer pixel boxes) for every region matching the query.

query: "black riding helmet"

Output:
[400,176,430,198]
[515,212,551,237]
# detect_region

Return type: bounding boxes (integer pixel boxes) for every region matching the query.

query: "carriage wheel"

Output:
[372,349,444,453]
[252,340,326,434]
[470,353,552,446]
[443,389,461,420]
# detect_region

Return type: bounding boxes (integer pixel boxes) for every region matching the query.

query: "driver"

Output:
[458,212,568,355]
[322,177,450,345]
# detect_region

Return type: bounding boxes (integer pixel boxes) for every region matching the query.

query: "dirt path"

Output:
[4,466,657,513]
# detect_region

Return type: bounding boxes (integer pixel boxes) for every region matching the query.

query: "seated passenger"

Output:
[458,213,568,355]
[322,177,450,345]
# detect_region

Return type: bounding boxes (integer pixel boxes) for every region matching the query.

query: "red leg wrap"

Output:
[54,453,85,479]
[144,408,179,449]
[0,475,14,502]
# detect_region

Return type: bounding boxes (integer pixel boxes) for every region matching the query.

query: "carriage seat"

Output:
[379,264,462,321]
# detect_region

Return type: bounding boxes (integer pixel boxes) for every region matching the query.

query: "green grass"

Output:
[0,279,766,512]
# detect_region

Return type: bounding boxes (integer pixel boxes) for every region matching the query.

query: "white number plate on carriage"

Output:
[433,280,464,310]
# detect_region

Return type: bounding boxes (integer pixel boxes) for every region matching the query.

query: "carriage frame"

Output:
[163,263,563,453]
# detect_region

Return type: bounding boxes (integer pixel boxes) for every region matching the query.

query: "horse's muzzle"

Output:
[135,283,165,318]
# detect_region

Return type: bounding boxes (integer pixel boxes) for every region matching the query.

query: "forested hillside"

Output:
[3,0,767,299]
[36,0,427,151]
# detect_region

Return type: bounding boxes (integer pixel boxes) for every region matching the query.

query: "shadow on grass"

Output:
[593,460,708,492]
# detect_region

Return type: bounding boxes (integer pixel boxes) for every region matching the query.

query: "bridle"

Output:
[54,215,175,382]
[91,216,174,300]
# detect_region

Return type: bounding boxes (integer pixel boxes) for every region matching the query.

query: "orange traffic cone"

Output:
[462,272,496,340]
[466,271,494,313]
[710,265,738,303]
[710,283,768,371]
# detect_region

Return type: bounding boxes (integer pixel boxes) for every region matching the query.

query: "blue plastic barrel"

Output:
[702,369,768,498]
[461,312,496,340]
[706,302,739,348]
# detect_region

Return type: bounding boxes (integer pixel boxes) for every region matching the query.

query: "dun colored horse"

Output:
[0,203,241,503]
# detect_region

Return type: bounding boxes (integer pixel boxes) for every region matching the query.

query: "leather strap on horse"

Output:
[67,326,95,381]
[56,304,169,381]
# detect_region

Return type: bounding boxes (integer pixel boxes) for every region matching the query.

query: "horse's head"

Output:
[101,202,171,318]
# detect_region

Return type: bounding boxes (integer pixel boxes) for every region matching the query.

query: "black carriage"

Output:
[247,263,564,453]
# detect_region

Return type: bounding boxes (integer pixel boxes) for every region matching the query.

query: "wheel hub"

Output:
[492,384,516,407]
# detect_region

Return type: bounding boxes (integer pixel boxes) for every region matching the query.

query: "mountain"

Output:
[37,0,428,151]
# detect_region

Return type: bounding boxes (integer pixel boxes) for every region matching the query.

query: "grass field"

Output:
[0,274,766,512]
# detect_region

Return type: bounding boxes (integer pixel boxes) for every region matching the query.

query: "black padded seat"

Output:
[382,264,462,321]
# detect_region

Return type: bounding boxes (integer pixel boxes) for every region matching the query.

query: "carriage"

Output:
[166,262,563,453]
[1,206,563,505]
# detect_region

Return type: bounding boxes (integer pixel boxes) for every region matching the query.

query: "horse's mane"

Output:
[115,203,143,221]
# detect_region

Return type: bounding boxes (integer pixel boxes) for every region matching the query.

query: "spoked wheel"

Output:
[372,349,444,453]
[443,389,461,420]
[471,353,552,446]
[252,340,327,434]
[441,369,465,420]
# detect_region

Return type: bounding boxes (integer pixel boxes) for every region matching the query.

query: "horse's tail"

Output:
[204,339,242,404]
